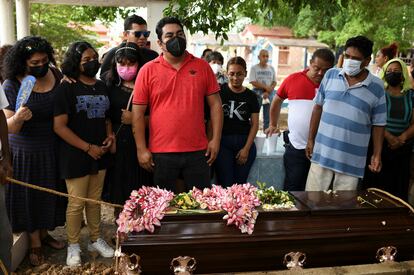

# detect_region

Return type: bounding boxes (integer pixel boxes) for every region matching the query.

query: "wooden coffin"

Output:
[120,190,414,274]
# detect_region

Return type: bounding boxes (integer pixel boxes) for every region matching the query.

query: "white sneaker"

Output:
[66,243,81,266]
[87,238,114,258]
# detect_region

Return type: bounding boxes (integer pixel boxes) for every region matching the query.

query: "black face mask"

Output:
[165,36,186,57]
[28,63,49,78]
[385,71,403,87]
[82,59,100,77]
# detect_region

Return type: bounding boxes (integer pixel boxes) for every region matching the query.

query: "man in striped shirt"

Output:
[305,36,386,191]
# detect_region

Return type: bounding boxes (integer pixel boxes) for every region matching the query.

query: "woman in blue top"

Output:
[363,58,414,200]
[214,57,259,187]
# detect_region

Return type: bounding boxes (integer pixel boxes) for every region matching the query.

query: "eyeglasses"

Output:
[228,72,245,78]
[128,30,151,38]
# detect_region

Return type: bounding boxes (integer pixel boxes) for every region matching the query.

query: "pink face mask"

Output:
[117,63,138,81]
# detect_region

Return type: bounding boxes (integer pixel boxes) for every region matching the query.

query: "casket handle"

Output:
[283,251,306,269]
[171,256,197,275]
[376,246,397,263]
[117,253,142,275]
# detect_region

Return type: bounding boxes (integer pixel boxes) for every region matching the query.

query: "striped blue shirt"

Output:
[312,68,386,178]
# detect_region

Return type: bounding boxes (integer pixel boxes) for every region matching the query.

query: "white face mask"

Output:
[342,58,363,76]
[210,63,222,75]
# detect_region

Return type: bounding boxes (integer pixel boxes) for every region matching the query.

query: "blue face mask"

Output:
[343,58,362,76]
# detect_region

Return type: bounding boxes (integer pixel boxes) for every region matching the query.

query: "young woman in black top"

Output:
[53,41,114,266]
[102,42,153,217]
[215,57,260,187]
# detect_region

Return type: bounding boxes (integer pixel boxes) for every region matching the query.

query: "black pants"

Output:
[363,140,411,201]
[283,143,311,191]
[152,150,210,192]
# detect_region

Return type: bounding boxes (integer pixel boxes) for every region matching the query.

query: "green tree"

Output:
[165,0,414,51]
[30,4,135,61]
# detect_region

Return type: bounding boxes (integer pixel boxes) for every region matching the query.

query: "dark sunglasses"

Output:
[128,30,151,38]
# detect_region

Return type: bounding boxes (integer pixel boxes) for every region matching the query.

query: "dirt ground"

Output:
[14,205,117,275]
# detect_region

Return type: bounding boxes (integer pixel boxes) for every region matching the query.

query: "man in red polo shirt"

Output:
[265,48,334,191]
[132,17,223,192]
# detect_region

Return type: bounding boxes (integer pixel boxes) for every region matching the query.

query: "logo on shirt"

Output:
[223,101,247,121]
[76,95,109,119]
[189,69,197,75]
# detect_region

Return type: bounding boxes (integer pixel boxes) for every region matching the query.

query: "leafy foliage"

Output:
[30,4,136,61]
[165,0,414,51]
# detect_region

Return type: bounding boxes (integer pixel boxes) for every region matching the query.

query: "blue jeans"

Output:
[214,135,256,187]
[253,89,275,130]
[283,143,311,191]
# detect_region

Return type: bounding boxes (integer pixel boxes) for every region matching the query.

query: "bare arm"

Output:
[369,126,385,172]
[398,109,414,143]
[4,107,32,134]
[250,81,267,91]
[54,114,103,160]
[236,112,259,165]
[305,104,323,159]
[270,81,277,91]
[132,104,154,171]
[0,110,12,183]
[206,93,223,165]
[265,95,284,136]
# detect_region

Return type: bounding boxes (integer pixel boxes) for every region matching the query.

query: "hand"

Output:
[101,135,114,153]
[138,148,154,172]
[264,86,273,94]
[121,109,132,125]
[305,140,314,160]
[236,147,249,165]
[368,155,382,173]
[61,75,76,84]
[87,144,102,160]
[0,158,12,184]
[264,125,279,137]
[205,139,220,166]
[387,135,403,150]
[14,106,32,123]
[397,133,407,146]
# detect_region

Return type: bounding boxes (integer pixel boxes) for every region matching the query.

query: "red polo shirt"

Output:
[133,52,219,153]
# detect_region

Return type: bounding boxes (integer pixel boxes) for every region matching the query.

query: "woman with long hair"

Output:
[54,41,114,266]
[2,36,66,266]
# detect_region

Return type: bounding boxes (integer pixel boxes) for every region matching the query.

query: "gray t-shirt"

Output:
[249,64,276,91]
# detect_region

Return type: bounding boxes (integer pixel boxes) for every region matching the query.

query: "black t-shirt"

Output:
[100,42,159,78]
[54,80,111,179]
[220,84,260,135]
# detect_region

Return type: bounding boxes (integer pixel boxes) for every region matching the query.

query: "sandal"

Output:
[29,247,44,266]
[41,234,66,250]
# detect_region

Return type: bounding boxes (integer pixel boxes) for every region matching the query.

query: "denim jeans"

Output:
[214,135,256,187]
[253,89,275,130]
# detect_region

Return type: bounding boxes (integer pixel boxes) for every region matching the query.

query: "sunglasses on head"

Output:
[128,30,151,38]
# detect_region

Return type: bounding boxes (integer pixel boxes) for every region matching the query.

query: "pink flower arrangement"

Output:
[117,186,174,234]
[117,184,261,235]
[192,183,260,234]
